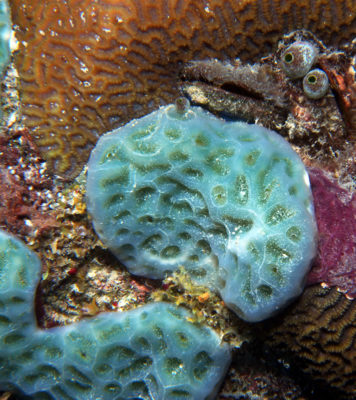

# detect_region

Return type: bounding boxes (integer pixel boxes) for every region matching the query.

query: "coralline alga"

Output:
[0,229,231,400]
[86,104,318,322]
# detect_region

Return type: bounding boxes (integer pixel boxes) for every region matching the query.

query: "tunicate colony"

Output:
[0,0,10,76]
[0,229,231,399]
[87,104,317,322]
[0,102,318,399]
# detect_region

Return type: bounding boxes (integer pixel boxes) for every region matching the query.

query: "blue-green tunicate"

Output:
[0,0,11,76]
[0,229,231,400]
[86,105,317,322]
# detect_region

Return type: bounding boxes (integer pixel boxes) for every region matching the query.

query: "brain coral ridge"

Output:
[9,0,356,178]
[0,229,231,400]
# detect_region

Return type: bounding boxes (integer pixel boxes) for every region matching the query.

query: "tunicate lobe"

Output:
[87,105,318,322]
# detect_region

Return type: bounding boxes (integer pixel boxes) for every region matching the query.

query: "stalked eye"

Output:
[303,69,329,99]
[280,41,318,79]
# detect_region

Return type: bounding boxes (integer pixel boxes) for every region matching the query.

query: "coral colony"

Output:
[8,0,355,179]
[0,229,231,399]
[87,104,317,322]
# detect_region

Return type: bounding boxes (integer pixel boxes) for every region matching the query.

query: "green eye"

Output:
[280,41,318,79]
[307,74,317,84]
[284,53,294,63]
[303,69,329,99]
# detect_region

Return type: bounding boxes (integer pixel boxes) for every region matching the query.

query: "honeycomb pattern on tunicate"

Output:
[0,229,231,400]
[87,105,317,322]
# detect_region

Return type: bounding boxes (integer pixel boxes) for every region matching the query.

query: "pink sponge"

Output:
[307,168,356,298]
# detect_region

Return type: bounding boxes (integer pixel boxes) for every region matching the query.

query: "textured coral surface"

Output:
[308,168,356,298]
[265,284,356,398]
[0,229,231,400]
[10,0,356,178]
[87,104,317,322]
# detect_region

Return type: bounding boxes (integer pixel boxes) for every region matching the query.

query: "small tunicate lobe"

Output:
[281,41,318,79]
[303,68,329,99]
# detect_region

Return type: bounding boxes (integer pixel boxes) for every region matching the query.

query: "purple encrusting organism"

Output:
[307,168,356,298]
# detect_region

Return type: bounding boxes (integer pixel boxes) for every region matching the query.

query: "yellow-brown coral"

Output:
[264,285,356,398]
[10,0,356,178]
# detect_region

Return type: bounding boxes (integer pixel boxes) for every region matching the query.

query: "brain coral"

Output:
[9,0,356,178]
[265,284,356,398]
[0,229,231,399]
[0,0,10,77]
[86,104,317,322]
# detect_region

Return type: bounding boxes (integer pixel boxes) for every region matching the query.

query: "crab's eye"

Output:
[280,41,318,79]
[303,69,329,99]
